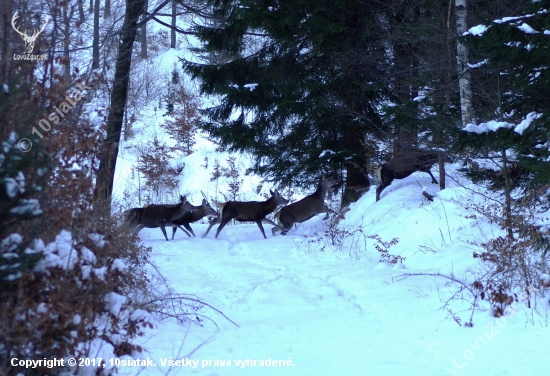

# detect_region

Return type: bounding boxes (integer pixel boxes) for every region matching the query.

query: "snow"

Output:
[106,161,550,376]
[88,233,106,248]
[495,16,524,24]
[514,112,542,134]
[34,230,78,272]
[465,25,488,36]
[80,247,96,264]
[93,266,107,281]
[100,21,550,376]
[243,83,258,91]
[319,149,335,158]
[104,292,127,316]
[112,258,128,273]
[518,23,538,34]
[1,233,23,252]
[36,302,48,314]
[5,171,25,198]
[468,16,540,36]
[464,112,541,135]
[9,198,42,216]
[467,59,488,69]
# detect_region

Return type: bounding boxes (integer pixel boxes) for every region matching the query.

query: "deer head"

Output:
[12,11,49,54]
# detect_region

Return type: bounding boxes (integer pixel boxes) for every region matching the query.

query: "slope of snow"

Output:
[107,162,550,376]
[104,39,550,376]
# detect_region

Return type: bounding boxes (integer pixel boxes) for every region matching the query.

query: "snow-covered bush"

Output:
[0,51,152,376]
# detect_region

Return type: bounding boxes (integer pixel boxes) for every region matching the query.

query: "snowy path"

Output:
[124,179,549,376]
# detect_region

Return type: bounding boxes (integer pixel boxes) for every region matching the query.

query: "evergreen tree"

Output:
[184,0,393,204]
[456,0,550,187]
[454,0,550,239]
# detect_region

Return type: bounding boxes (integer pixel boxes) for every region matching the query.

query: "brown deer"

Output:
[170,192,217,239]
[375,150,453,201]
[202,190,289,239]
[272,174,336,235]
[126,195,194,241]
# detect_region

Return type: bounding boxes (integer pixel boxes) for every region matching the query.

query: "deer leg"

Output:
[277,215,293,236]
[376,168,394,201]
[171,226,177,240]
[202,216,220,238]
[426,169,438,184]
[255,220,267,239]
[177,225,191,237]
[214,217,231,238]
[159,224,169,241]
[262,218,284,236]
[375,184,386,201]
[261,218,280,227]
[322,204,335,220]
[182,223,196,237]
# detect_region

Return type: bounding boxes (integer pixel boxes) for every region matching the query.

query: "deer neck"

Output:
[262,196,278,214]
[193,205,206,219]
[315,181,327,200]
[173,202,188,219]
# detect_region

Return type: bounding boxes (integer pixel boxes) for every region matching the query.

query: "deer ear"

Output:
[270,189,274,195]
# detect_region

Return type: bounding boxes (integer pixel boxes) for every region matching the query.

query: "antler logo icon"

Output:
[11,11,49,54]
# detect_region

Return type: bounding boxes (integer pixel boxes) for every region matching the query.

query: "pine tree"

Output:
[454,0,550,240]
[161,69,200,155]
[184,0,393,204]
[457,0,550,188]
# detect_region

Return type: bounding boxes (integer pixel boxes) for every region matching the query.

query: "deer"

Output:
[375,150,453,201]
[126,195,194,241]
[11,11,49,54]
[170,192,218,239]
[202,190,289,239]
[271,174,336,236]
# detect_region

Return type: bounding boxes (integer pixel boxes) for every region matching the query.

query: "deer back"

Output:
[174,199,217,224]
[222,190,288,222]
[279,175,334,222]
[140,196,192,227]
[385,151,438,178]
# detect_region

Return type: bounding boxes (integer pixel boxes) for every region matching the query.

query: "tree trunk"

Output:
[104,0,111,18]
[455,0,474,126]
[1,0,12,85]
[77,0,85,25]
[391,4,420,156]
[95,0,146,209]
[92,0,100,68]
[170,0,176,49]
[438,152,446,191]
[342,130,369,206]
[445,0,453,109]
[63,4,72,83]
[89,0,93,13]
[140,0,148,59]
[501,149,514,240]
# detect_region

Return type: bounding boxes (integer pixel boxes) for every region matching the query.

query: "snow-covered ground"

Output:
[101,46,550,376]
[109,157,550,376]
